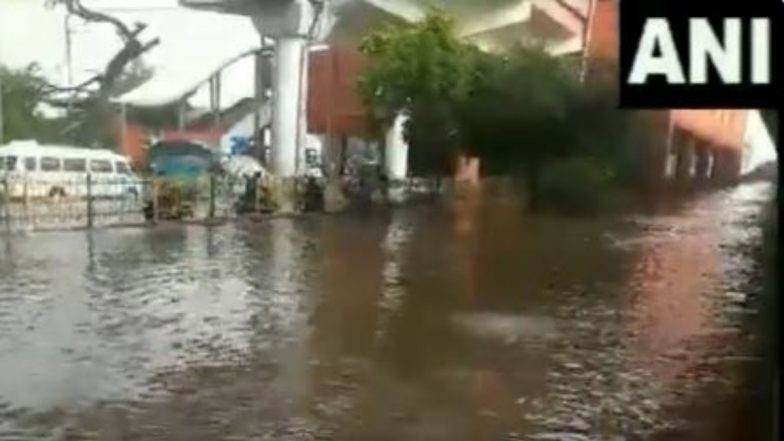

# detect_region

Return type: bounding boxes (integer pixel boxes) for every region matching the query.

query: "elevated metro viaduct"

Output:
[177,0,774,196]
[180,0,592,192]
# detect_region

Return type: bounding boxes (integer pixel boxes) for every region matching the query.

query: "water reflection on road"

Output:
[0,182,775,440]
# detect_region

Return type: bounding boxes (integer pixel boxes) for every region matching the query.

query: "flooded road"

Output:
[0,182,776,440]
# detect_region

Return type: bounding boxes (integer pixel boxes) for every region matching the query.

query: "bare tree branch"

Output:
[43,75,101,94]
[97,36,159,99]
[58,0,136,41]
[46,0,159,102]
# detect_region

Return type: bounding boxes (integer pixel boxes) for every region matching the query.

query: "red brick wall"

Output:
[308,43,481,182]
[308,43,370,138]
[118,123,148,168]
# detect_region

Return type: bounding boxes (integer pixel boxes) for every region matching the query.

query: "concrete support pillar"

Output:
[712,149,742,185]
[709,150,720,180]
[210,73,222,133]
[385,114,409,181]
[694,143,711,183]
[675,134,695,183]
[247,0,319,213]
[384,114,409,203]
[297,48,310,174]
[640,110,672,191]
[177,100,186,131]
[271,36,306,177]
[254,50,263,158]
[321,134,341,179]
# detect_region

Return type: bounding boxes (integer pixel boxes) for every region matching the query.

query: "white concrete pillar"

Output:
[272,37,306,177]
[385,114,409,180]
[297,48,310,174]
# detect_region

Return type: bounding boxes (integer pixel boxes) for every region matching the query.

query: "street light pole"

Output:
[65,13,74,116]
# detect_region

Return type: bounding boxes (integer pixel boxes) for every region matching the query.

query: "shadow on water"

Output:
[0,182,777,440]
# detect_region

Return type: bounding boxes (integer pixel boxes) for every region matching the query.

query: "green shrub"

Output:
[537,157,616,216]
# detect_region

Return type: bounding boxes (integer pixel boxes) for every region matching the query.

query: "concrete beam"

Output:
[458,2,532,37]
[250,0,316,38]
[533,0,585,36]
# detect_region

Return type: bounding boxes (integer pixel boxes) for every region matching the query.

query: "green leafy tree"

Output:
[459,45,634,209]
[358,9,477,177]
[562,76,636,181]
[458,45,576,207]
[0,64,51,143]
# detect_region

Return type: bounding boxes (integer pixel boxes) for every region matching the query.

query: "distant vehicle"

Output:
[219,154,267,180]
[0,140,142,199]
[147,140,218,178]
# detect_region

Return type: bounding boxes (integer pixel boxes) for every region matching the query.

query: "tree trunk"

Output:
[525,165,541,211]
[339,136,348,176]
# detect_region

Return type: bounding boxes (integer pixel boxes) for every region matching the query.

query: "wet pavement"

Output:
[0,182,776,440]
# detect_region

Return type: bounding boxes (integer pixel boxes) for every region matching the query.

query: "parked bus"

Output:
[0,140,143,199]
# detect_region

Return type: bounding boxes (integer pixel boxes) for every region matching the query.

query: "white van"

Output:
[0,140,143,199]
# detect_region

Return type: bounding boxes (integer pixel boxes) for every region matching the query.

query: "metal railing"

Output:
[0,172,444,233]
[0,173,267,233]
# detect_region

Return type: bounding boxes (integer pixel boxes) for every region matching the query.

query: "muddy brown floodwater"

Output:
[0,182,776,441]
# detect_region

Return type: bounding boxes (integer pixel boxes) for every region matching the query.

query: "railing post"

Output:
[208,174,216,220]
[86,173,94,228]
[2,179,10,232]
[254,175,261,213]
[152,178,160,224]
[22,177,28,223]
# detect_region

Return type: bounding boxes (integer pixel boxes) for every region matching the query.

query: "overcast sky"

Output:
[0,0,260,108]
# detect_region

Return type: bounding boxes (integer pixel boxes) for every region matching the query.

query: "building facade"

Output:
[310,0,766,188]
[584,0,752,189]
[307,0,591,184]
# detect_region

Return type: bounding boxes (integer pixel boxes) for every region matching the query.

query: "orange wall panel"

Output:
[587,0,618,65]
[585,0,747,153]
[670,110,746,150]
[118,123,148,168]
[160,129,222,144]
[308,43,370,138]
